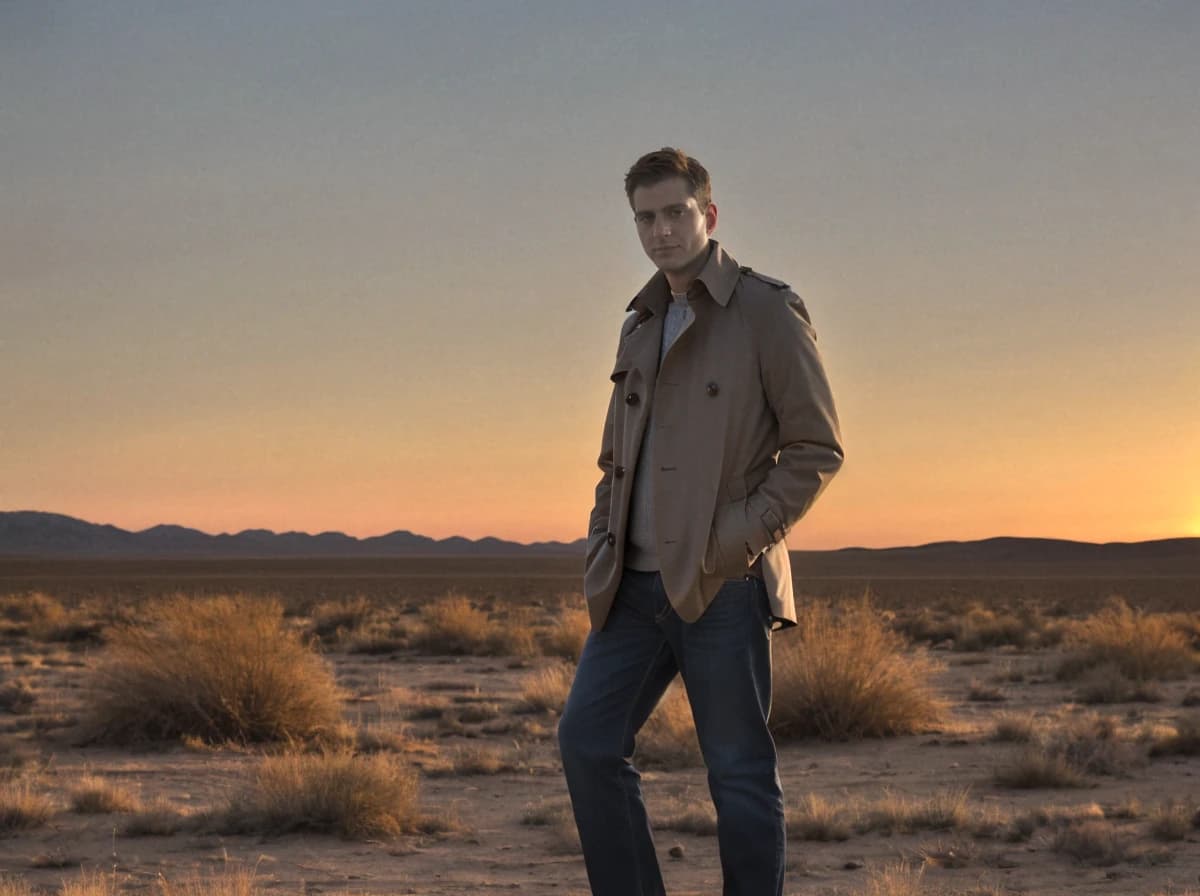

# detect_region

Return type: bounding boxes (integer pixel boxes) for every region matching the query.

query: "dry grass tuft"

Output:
[83,594,343,746]
[635,685,702,769]
[1059,597,1197,682]
[1051,819,1171,866]
[0,778,54,834]
[58,870,122,896]
[154,867,260,896]
[412,595,537,657]
[896,601,1059,651]
[219,751,429,839]
[539,607,591,662]
[1074,662,1165,704]
[994,713,1142,788]
[521,662,575,713]
[856,786,973,835]
[771,599,946,739]
[0,878,32,896]
[1148,800,1196,841]
[852,863,926,896]
[654,797,718,836]
[989,712,1039,743]
[521,799,580,854]
[121,798,188,836]
[426,744,515,776]
[1148,713,1200,757]
[787,793,853,841]
[308,596,377,644]
[69,775,142,814]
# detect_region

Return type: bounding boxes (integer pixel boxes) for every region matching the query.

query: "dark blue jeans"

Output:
[557,569,785,896]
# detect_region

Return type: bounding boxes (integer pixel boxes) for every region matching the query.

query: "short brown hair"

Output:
[624,147,712,210]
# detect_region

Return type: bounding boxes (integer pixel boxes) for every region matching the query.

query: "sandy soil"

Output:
[3,633,1200,896]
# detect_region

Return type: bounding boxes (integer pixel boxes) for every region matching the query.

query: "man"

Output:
[557,147,844,896]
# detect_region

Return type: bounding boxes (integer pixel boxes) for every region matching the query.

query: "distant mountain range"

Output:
[0,511,585,557]
[0,511,1198,573]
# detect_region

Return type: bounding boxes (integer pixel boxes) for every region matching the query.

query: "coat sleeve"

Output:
[739,290,844,557]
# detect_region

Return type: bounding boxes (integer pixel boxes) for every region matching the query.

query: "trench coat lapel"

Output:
[611,309,663,400]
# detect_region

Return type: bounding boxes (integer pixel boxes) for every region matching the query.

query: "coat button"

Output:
[706,381,720,396]
[606,532,616,546]
[614,465,625,478]
[625,392,640,405]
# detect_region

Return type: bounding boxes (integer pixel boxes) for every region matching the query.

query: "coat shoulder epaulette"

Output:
[739,266,790,290]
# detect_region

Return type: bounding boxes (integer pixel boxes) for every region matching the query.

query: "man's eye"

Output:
[670,209,684,218]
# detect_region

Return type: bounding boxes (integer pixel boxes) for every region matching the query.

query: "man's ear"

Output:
[705,201,718,235]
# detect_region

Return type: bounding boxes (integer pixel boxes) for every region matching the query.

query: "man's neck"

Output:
[663,242,712,294]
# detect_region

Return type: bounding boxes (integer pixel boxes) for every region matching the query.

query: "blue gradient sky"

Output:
[3,2,1198,547]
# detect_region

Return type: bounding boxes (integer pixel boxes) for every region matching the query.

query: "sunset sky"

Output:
[4,2,1197,549]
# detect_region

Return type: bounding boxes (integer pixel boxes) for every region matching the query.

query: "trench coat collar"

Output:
[626,240,740,318]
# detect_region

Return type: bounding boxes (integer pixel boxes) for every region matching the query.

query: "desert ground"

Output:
[1,557,1198,896]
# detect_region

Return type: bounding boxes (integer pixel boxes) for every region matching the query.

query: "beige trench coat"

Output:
[583,240,844,631]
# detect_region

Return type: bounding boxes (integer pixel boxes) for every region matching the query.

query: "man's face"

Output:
[631,177,717,276]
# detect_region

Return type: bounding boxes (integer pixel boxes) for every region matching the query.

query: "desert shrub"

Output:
[122,799,188,836]
[83,594,343,746]
[1148,713,1200,757]
[412,595,536,657]
[1059,598,1196,682]
[539,607,591,662]
[0,779,54,834]
[851,864,926,896]
[854,787,972,835]
[771,599,945,739]
[58,870,121,896]
[787,793,853,841]
[0,877,32,896]
[994,713,1142,788]
[154,867,260,896]
[308,596,377,644]
[1074,663,1164,704]
[520,800,580,854]
[1149,800,1195,841]
[895,601,1059,650]
[426,745,515,776]
[634,685,702,768]
[967,680,1006,702]
[989,712,1039,743]
[219,751,428,839]
[520,662,575,713]
[1051,819,1169,866]
[69,776,142,814]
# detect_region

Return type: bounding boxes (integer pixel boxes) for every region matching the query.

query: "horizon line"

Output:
[4,509,1197,554]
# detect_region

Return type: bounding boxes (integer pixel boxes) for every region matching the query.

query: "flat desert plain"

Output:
[1,557,1199,896]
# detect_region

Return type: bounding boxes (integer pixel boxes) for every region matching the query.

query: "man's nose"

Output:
[653,218,672,237]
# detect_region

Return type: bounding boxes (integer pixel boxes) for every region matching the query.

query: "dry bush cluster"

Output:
[411,595,591,661]
[0,778,54,835]
[1058,597,1197,683]
[994,713,1144,788]
[786,787,1000,843]
[0,593,100,643]
[83,594,343,746]
[219,751,437,839]
[69,775,142,814]
[895,601,1061,651]
[771,599,946,739]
